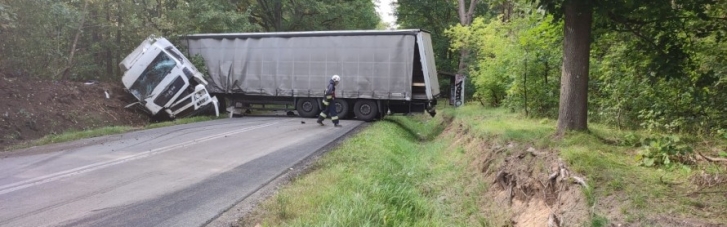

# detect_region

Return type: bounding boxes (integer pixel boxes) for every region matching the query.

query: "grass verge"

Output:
[5,115,220,151]
[242,109,490,226]
[245,105,726,227]
[451,105,727,226]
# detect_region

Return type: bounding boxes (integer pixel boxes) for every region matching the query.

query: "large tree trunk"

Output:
[556,1,592,135]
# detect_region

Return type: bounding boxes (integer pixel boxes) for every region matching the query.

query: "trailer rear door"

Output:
[416,32,440,100]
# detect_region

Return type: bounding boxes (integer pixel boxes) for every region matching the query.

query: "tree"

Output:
[245,0,379,32]
[396,0,462,73]
[396,0,492,99]
[531,0,592,134]
[532,0,726,135]
[0,3,15,32]
[0,0,380,80]
[456,0,479,75]
[556,0,591,133]
[446,7,563,114]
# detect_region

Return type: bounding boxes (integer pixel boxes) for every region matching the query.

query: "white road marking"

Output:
[0,120,290,196]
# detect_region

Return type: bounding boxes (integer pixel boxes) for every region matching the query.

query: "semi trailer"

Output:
[181,29,440,121]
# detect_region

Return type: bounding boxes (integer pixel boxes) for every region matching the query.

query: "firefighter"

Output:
[317,75,341,127]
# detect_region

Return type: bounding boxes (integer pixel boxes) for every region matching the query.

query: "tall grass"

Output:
[248,105,726,226]
[450,105,727,225]
[248,112,488,226]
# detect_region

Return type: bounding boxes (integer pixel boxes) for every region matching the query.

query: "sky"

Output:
[374,0,397,28]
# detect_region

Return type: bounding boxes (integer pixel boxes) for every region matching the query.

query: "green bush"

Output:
[636,135,693,167]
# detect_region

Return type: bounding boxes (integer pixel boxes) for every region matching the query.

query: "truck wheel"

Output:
[296,98,319,118]
[354,100,378,122]
[334,99,349,119]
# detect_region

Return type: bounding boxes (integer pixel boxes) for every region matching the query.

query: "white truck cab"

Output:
[120,36,218,118]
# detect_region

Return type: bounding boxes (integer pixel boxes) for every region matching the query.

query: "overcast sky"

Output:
[375,0,397,27]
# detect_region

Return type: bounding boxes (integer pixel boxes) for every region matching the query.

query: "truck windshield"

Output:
[129,53,177,100]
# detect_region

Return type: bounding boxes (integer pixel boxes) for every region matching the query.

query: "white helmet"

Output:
[332,75,341,82]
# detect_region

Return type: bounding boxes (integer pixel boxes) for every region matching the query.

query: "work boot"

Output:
[317,118,325,126]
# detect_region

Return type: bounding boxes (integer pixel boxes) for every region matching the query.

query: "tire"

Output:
[333,99,349,119]
[296,98,320,118]
[354,99,378,122]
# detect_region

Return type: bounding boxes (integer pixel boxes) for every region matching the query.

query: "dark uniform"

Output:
[317,79,340,127]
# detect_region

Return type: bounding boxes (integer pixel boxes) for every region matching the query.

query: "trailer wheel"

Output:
[354,100,378,122]
[296,98,319,118]
[333,99,349,119]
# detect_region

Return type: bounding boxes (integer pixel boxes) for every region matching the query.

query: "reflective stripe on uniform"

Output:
[326,95,333,99]
[322,100,329,105]
[331,116,339,120]
[320,113,328,118]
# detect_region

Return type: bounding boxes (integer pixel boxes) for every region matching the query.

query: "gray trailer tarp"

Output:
[184,32,417,100]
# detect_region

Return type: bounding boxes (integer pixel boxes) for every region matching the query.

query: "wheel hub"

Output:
[360,104,371,115]
[335,103,342,113]
[302,101,313,112]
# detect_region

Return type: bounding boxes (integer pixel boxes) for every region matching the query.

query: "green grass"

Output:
[6,115,219,151]
[243,104,726,226]
[245,111,488,226]
[451,105,727,226]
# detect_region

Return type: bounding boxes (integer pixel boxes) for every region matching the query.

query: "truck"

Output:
[180,29,440,121]
[119,36,219,119]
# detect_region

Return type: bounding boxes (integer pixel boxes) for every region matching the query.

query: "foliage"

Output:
[446,9,562,116]
[248,110,488,226]
[438,0,727,135]
[636,135,694,167]
[244,0,379,32]
[454,106,726,225]
[396,0,493,99]
[0,0,379,81]
[162,0,260,35]
[0,2,15,31]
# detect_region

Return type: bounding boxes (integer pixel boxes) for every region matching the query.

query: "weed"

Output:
[636,135,693,167]
[591,214,609,227]
[247,111,487,227]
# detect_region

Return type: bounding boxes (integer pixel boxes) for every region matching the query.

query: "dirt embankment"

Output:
[443,122,590,227]
[0,74,149,151]
[444,117,726,227]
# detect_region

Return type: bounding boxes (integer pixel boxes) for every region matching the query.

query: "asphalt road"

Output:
[0,117,362,227]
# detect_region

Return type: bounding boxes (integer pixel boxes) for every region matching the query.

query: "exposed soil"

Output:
[446,119,727,227]
[443,123,590,227]
[0,73,149,151]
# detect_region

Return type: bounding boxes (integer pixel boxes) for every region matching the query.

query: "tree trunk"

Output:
[106,2,113,77]
[455,0,478,103]
[59,0,89,80]
[556,1,592,135]
[116,3,123,77]
[524,56,528,116]
[456,0,478,74]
